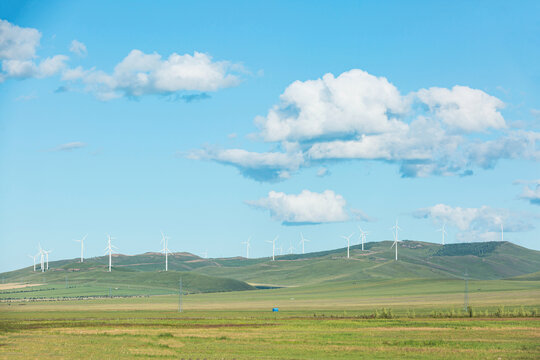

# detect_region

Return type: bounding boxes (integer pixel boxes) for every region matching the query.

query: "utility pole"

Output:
[464,270,469,311]
[178,278,183,313]
[65,275,68,289]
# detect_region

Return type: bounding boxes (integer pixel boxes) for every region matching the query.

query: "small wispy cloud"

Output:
[69,40,87,57]
[515,179,540,206]
[54,85,69,93]
[414,203,536,241]
[316,167,330,177]
[351,208,376,222]
[15,92,37,101]
[50,142,87,152]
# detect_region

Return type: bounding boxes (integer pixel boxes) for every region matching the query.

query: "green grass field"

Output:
[1,277,539,359]
[2,242,539,358]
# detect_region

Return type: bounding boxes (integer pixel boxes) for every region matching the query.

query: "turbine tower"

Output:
[437,223,447,245]
[160,231,172,272]
[104,235,117,272]
[28,254,37,272]
[74,234,88,262]
[288,240,294,254]
[341,233,354,259]
[299,233,310,254]
[500,223,504,242]
[266,236,278,261]
[38,244,45,272]
[391,219,402,261]
[242,237,251,258]
[43,249,52,270]
[358,226,368,251]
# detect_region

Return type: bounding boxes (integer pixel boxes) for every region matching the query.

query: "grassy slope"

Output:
[3,241,539,297]
[194,241,540,286]
[0,267,254,298]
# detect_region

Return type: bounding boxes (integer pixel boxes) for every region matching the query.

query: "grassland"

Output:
[2,241,539,358]
[1,277,539,359]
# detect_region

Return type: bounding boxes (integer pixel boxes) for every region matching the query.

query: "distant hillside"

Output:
[194,241,540,286]
[1,257,254,296]
[2,241,539,293]
[508,271,540,281]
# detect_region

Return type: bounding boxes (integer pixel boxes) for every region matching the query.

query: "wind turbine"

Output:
[43,249,52,270]
[242,237,251,258]
[391,219,401,261]
[299,233,310,254]
[357,226,368,251]
[500,223,504,242]
[341,233,354,259]
[38,244,45,272]
[28,254,37,272]
[288,240,294,254]
[104,235,117,272]
[74,234,88,262]
[437,223,447,245]
[160,231,172,272]
[266,236,278,261]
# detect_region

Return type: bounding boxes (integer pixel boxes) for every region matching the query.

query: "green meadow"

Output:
[2,241,539,358]
[1,277,539,359]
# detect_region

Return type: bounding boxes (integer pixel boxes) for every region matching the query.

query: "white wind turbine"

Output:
[342,233,354,259]
[266,236,278,261]
[288,240,294,254]
[74,234,88,262]
[500,223,504,242]
[160,231,172,272]
[242,237,251,258]
[357,226,368,251]
[437,223,447,245]
[104,235,117,272]
[43,249,52,270]
[299,233,310,254]
[38,244,45,272]
[391,219,402,261]
[28,254,37,272]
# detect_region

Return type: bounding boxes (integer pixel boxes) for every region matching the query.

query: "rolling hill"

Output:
[193,241,540,286]
[1,240,539,298]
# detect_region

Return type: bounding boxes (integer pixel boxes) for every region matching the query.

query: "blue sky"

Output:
[0,0,539,272]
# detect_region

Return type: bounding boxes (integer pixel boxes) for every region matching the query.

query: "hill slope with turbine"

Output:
[3,241,540,296]
[193,241,540,286]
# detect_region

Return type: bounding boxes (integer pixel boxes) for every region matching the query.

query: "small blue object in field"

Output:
[272,307,279,312]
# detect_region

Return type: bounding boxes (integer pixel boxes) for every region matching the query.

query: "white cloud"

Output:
[246,190,349,224]
[188,147,304,182]
[1,55,68,79]
[50,142,87,151]
[69,40,87,56]
[63,49,242,100]
[316,167,330,177]
[466,130,540,169]
[190,68,538,181]
[255,69,409,142]
[416,85,506,132]
[0,19,41,60]
[414,203,534,236]
[0,19,69,81]
[519,181,540,205]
